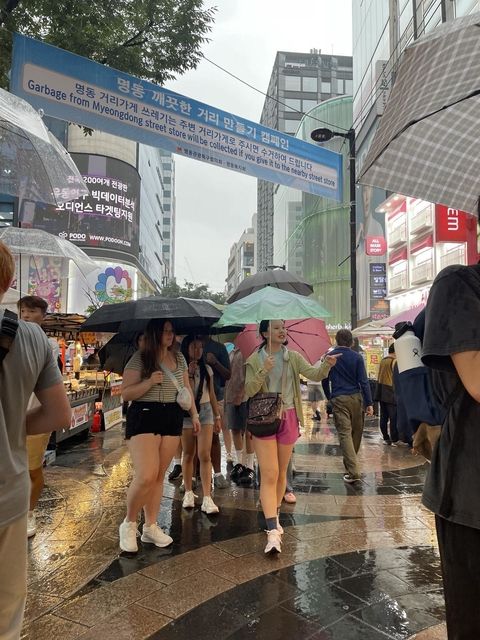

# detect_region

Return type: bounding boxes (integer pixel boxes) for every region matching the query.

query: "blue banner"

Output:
[11,34,343,201]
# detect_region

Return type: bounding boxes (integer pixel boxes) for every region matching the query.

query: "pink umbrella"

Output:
[382,304,425,328]
[234,318,331,364]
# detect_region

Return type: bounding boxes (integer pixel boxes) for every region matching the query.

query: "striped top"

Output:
[124,350,187,402]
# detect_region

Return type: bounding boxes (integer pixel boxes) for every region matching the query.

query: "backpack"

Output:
[0,309,18,366]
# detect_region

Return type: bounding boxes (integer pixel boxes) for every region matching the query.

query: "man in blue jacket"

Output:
[322,329,373,483]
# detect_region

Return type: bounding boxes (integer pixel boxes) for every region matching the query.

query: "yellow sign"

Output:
[104,406,123,430]
[366,349,383,379]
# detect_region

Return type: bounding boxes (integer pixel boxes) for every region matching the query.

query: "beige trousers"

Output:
[0,514,27,640]
[332,393,365,479]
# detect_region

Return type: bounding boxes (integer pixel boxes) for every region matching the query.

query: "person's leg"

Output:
[332,396,360,479]
[231,429,244,462]
[278,444,295,507]
[29,466,45,511]
[388,404,399,443]
[168,440,183,480]
[0,514,28,640]
[436,515,480,638]
[351,394,365,454]
[197,424,214,497]
[211,432,221,473]
[181,429,196,492]
[379,401,390,441]
[125,434,161,522]
[252,437,279,525]
[144,435,180,525]
[218,400,232,460]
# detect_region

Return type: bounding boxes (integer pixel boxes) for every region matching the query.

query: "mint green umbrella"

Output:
[216,287,331,327]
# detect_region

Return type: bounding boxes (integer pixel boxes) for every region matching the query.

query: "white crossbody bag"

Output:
[159,363,192,411]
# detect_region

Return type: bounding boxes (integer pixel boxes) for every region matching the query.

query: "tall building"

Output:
[273,96,353,330]
[353,0,478,323]
[10,123,175,313]
[257,50,353,271]
[226,215,256,298]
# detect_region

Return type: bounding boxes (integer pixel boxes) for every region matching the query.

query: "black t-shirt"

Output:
[422,264,480,529]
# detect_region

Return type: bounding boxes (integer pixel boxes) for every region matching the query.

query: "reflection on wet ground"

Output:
[22,407,447,640]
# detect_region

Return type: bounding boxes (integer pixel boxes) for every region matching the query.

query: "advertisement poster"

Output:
[70,403,91,430]
[366,348,384,379]
[28,256,62,312]
[104,406,123,430]
[20,153,140,260]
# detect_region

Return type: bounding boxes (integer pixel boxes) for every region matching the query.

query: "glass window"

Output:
[284,98,301,112]
[456,0,478,16]
[284,120,299,134]
[302,76,318,92]
[284,75,301,91]
[344,79,353,94]
[302,99,318,112]
[321,80,331,93]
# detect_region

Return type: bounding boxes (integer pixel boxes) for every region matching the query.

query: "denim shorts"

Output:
[183,402,214,428]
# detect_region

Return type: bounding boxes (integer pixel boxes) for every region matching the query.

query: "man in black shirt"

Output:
[422,263,480,638]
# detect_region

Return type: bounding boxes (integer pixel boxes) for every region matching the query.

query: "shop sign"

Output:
[11,34,343,201]
[110,381,123,397]
[366,235,387,256]
[104,406,123,430]
[71,403,90,429]
[366,348,384,378]
[435,205,468,242]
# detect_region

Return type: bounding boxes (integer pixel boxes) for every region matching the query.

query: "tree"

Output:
[0,0,216,89]
[160,279,226,305]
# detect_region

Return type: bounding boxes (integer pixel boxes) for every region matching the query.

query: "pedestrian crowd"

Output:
[2,233,480,640]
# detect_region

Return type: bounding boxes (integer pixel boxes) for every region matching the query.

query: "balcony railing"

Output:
[411,261,433,284]
[389,224,407,247]
[389,272,407,292]
[440,246,466,269]
[410,205,433,234]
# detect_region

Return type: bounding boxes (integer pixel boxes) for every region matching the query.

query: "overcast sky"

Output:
[167,0,352,291]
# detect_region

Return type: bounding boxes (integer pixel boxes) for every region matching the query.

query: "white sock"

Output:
[245,453,255,470]
[174,458,181,466]
[214,471,222,477]
[234,449,243,464]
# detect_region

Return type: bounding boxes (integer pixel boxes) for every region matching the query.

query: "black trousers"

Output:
[436,515,480,639]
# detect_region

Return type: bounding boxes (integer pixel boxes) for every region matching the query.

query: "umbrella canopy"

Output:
[227,268,313,303]
[235,318,331,364]
[381,304,425,328]
[0,88,88,206]
[352,321,393,337]
[98,331,139,374]
[217,287,331,327]
[0,227,98,277]
[81,296,222,334]
[359,13,480,214]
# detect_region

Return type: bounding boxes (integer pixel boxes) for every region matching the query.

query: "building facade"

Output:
[353,0,478,323]
[226,214,256,298]
[273,96,353,330]
[257,50,353,271]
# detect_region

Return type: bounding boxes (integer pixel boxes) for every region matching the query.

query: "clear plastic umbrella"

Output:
[0,87,88,205]
[0,227,98,277]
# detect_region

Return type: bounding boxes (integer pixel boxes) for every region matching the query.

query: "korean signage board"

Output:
[11,34,343,201]
[435,204,468,243]
[369,263,389,321]
[19,153,140,259]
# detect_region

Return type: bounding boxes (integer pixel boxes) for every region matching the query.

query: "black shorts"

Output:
[125,401,183,439]
[226,402,248,431]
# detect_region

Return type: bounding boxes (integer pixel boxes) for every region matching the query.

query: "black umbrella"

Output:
[98,331,139,375]
[227,268,313,303]
[81,296,222,334]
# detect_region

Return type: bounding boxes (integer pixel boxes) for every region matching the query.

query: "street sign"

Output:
[11,34,343,201]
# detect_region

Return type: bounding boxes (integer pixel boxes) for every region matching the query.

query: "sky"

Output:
[166,0,352,292]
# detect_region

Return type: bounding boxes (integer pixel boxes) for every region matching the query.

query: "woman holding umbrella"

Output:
[245,319,340,555]
[119,319,200,553]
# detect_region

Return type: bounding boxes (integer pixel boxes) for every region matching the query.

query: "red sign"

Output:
[435,205,468,242]
[366,235,387,256]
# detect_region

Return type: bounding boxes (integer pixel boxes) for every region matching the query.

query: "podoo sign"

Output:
[11,34,343,202]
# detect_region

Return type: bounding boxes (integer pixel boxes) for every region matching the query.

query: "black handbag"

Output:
[247,361,287,437]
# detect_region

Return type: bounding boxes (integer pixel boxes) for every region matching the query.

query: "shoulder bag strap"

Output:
[0,310,19,366]
[159,362,181,391]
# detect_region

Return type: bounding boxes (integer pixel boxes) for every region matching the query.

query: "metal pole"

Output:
[348,129,357,330]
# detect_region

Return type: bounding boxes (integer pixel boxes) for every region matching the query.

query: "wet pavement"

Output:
[22,407,447,640]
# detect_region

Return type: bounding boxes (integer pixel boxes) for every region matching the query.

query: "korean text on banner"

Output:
[11,34,343,202]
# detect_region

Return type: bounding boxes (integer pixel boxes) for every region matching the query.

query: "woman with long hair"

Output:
[180,335,222,514]
[245,319,340,555]
[119,319,200,552]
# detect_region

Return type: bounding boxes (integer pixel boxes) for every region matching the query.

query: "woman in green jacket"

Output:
[245,319,340,555]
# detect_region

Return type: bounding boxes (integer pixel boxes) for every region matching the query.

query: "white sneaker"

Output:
[277,518,284,535]
[141,523,173,547]
[119,519,138,553]
[27,511,36,538]
[182,490,197,509]
[264,529,282,554]
[201,496,219,515]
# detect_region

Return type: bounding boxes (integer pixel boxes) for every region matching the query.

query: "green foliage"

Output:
[160,279,226,305]
[0,0,216,89]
